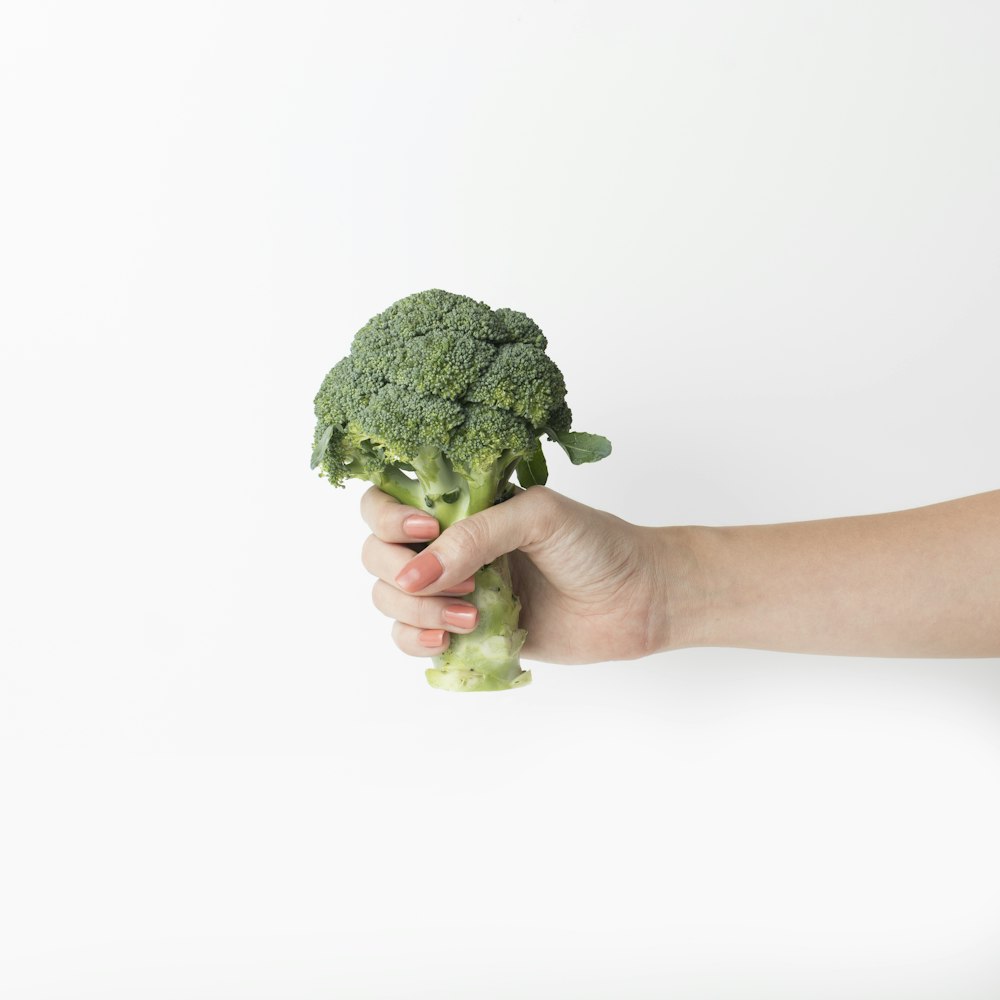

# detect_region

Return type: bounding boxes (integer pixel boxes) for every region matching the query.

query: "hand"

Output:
[360,485,1000,664]
[359,485,669,664]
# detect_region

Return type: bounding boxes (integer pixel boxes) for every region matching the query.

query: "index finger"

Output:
[359,485,441,543]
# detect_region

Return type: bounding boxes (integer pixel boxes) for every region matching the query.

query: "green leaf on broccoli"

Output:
[311,424,335,470]
[546,429,612,465]
[515,440,549,488]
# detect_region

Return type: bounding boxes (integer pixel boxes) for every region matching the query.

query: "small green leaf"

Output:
[310,424,335,470]
[515,440,549,487]
[547,429,612,465]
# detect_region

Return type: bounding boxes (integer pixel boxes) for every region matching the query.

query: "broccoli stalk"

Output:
[365,447,527,691]
[427,558,527,691]
[312,289,611,692]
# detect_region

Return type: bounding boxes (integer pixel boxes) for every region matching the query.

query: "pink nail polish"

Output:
[403,514,439,540]
[395,551,443,592]
[442,605,477,629]
[419,629,446,647]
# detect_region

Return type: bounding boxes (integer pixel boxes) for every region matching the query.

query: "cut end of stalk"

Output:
[424,666,532,692]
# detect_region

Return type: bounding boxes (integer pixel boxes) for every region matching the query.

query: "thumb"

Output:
[393,487,561,595]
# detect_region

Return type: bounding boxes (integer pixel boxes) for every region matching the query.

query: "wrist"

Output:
[648,524,717,653]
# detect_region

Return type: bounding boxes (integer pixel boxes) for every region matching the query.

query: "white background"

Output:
[2,2,999,997]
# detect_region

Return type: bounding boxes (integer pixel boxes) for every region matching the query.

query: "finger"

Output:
[361,535,476,596]
[371,580,479,633]
[361,533,411,582]
[360,485,440,543]
[394,486,562,595]
[391,620,450,657]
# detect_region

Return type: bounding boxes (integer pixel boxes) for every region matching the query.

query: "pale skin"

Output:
[360,486,1000,663]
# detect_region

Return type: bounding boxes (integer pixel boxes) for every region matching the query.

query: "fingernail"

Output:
[443,605,477,629]
[403,514,439,540]
[419,629,446,647]
[395,551,443,592]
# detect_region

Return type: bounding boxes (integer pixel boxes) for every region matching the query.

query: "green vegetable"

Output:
[312,288,611,692]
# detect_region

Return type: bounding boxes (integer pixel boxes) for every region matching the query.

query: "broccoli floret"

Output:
[311,289,611,692]
[464,342,567,428]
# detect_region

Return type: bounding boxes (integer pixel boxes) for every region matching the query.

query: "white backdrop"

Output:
[2,2,999,998]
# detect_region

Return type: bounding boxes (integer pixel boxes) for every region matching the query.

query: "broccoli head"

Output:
[312,289,611,692]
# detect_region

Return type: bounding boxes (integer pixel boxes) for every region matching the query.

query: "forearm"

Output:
[660,490,1000,657]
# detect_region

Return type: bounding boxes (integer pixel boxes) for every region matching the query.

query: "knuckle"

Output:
[446,516,488,555]
[396,594,433,630]
[360,533,379,573]
[371,579,389,614]
[359,485,380,523]
[391,620,407,651]
[390,621,427,658]
[519,485,561,541]
[379,506,402,540]
[418,599,443,630]
[525,484,557,517]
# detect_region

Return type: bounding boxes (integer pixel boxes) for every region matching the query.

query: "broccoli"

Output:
[312,289,611,692]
